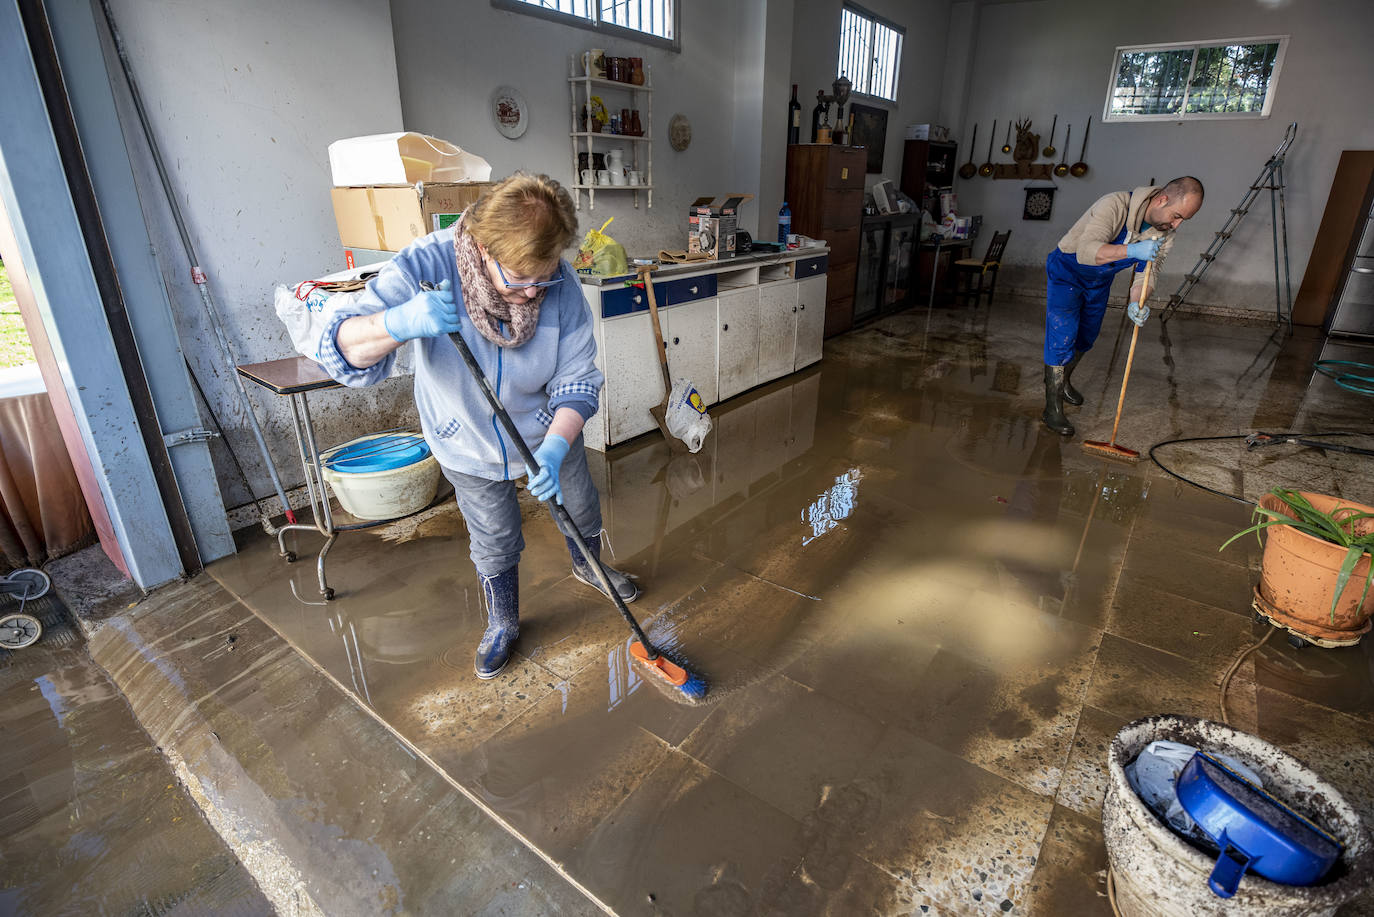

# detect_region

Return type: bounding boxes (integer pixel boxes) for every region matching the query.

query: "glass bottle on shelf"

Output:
[788,84,801,145]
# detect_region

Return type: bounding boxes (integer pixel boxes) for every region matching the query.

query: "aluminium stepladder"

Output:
[1160,121,1298,325]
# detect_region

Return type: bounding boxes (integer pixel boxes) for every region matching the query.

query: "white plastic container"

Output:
[320,433,440,520]
[327,132,492,187]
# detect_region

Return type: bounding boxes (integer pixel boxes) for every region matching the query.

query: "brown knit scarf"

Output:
[453,218,545,348]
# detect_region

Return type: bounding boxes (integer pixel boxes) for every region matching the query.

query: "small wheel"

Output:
[0,612,42,649]
[1287,633,1309,650]
[283,551,297,563]
[1253,610,1266,625]
[4,568,50,600]
[322,588,335,601]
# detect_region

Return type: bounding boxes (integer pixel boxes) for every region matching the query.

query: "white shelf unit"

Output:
[568,64,653,212]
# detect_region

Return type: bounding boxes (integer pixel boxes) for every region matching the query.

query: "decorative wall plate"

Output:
[1023,186,1055,221]
[668,113,692,151]
[491,86,528,139]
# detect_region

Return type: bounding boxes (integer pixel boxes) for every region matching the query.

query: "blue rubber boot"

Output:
[566,536,640,604]
[474,566,519,679]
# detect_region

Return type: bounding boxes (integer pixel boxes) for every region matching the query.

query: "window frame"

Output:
[1102,35,1288,123]
[838,2,905,105]
[490,0,680,52]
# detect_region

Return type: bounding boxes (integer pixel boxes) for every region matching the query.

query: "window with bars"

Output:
[837,4,903,103]
[494,0,676,46]
[1105,37,1287,121]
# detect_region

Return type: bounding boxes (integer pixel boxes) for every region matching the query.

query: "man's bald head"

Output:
[1146,177,1204,231]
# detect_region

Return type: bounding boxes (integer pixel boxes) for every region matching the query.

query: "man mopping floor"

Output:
[1041,177,1204,437]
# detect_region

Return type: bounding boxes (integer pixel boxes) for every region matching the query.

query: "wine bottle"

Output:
[788,84,801,145]
[811,91,826,143]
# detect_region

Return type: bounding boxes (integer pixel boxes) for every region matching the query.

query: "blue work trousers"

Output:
[442,435,602,576]
[1043,229,1143,365]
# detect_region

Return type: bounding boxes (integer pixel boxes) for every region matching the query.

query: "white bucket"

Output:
[320,433,440,521]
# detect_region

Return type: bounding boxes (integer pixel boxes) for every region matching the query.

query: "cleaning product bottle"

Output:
[778,202,792,246]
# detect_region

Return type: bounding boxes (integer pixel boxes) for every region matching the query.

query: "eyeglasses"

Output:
[492,258,563,291]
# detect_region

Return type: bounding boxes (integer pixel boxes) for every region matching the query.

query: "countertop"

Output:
[576,244,829,286]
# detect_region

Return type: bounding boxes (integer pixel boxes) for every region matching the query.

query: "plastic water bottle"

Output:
[778,202,792,246]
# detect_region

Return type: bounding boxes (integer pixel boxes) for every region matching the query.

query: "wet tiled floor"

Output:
[189,301,1372,914]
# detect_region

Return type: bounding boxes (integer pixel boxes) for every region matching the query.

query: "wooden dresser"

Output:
[785,144,865,337]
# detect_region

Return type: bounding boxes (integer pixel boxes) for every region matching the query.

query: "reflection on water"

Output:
[802,469,863,546]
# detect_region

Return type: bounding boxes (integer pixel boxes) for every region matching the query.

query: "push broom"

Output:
[1082,260,1153,464]
[432,289,708,703]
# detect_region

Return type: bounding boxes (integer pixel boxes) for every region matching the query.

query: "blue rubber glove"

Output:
[382,279,460,342]
[1127,301,1150,327]
[1126,239,1162,263]
[526,434,570,504]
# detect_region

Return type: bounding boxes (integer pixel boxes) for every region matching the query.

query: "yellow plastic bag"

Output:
[573,217,629,276]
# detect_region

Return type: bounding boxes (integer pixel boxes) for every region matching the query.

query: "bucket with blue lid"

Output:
[320,432,439,520]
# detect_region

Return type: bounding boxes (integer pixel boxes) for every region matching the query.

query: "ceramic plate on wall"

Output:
[491,86,528,139]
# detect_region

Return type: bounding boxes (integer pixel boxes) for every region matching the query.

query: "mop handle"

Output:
[1110,260,1153,446]
[435,310,656,653]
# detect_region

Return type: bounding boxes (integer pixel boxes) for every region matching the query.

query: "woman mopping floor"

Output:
[318,173,704,701]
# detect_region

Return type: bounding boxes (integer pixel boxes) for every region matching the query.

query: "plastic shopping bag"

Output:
[572,217,629,276]
[665,378,712,453]
[274,281,412,376]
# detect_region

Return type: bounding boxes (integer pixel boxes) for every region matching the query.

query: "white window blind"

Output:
[1106,37,1286,121]
[501,0,675,42]
[838,4,903,102]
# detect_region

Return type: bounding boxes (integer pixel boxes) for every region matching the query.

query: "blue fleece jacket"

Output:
[316,228,604,481]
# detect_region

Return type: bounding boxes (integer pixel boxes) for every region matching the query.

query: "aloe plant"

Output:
[1221,488,1374,622]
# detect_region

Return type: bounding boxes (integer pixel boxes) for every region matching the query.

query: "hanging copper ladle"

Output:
[1000,120,1012,154]
[979,119,997,177]
[1042,115,1058,159]
[958,123,978,180]
[1070,116,1091,177]
[1054,125,1071,177]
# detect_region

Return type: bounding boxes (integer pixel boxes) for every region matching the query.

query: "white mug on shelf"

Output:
[626,170,643,185]
[580,169,594,185]
[610,171,628,186]
[596,169,611,185]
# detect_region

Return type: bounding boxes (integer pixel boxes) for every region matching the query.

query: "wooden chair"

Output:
[954,230,1010,305]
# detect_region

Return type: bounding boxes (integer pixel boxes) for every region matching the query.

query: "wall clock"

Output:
[1023,187,1055,220]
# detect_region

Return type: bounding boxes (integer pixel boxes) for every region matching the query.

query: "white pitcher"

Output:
[605,148,625,180]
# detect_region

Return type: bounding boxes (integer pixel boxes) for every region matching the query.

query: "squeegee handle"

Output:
[443,324,656,653]
[1110,260,1153,446]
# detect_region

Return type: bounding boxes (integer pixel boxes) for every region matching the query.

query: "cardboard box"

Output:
[687,194,754,259]
[330,182,493,252]
[905,123,950,142]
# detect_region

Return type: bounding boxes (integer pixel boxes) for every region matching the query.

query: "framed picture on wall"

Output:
[848,103,888,174]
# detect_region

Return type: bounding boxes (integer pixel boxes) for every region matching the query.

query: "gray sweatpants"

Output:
[441,436,602,576]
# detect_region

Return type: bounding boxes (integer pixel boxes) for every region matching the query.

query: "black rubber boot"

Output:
[1062,351,1086,406]
[1041,364,1075,436]
[567,536,640,604]
[474,566,518,679]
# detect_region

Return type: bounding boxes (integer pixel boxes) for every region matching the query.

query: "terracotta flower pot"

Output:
[1254,491,1374,646]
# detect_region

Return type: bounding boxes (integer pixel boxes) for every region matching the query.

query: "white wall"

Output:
[389,0,764,249]
[102,0,411,506]
[950,0,1374,312]
[791,0,954,190]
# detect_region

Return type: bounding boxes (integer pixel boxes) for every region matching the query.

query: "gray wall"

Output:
[949,0,1374,311]
[791,0,954,192]
[102,0,414,510]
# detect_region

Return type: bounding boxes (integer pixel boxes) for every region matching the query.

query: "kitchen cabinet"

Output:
[786,144,865,338]
[580,249,828,450]
[718,288,761,400]
[900,140,957,219]
[568,59,652,212]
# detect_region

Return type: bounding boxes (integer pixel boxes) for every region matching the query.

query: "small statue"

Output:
[1013,119,1040,164]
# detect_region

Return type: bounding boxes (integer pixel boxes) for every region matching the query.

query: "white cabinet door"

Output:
[794,275,826,370]
[757,280,798,382]
[602,311,666,445]
[717,288,760,401]
[664,299,719,406]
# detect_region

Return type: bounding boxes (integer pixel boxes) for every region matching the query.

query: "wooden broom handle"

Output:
[1108,260,1153,447]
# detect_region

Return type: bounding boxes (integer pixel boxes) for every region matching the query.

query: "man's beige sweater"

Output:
[1056,186,1174,269]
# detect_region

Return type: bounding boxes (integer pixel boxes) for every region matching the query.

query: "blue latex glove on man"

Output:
[526,434,570,504]
[1126,238,1162,262]
[383,279,461,342]
[1127,301,1150,327]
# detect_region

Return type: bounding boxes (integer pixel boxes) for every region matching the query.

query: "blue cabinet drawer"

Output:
[599,273,717,319]
[795,255,828,278]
